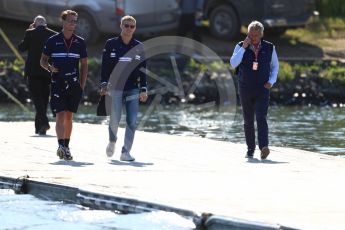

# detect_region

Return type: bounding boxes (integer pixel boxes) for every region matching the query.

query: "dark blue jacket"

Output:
[101,36,147,92]
[18,25,57,78]
[237,40,273,90]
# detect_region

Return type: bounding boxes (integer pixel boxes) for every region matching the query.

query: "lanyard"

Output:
[63,35,73,54]
[252,44,260,61]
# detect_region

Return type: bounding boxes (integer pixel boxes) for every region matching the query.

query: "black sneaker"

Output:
[38,125,50,135]
[38,130,46,135]
[245,150,254,159]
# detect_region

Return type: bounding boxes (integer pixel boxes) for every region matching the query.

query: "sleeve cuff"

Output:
[100,82,108,88]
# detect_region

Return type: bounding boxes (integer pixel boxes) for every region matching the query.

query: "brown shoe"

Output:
[261,146,270,160]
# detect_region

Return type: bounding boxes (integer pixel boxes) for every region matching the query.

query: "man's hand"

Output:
[99,87,107,96]
[99,84,108,96]
[41,54,59,73]
[264,82,272,89]
[48,65,59,73]
[29,23,35,29]
[242,36,251,49]
[98,82,109,95]
[139,92,148,102]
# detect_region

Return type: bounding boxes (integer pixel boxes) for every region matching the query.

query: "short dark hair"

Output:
[60,10,78,21]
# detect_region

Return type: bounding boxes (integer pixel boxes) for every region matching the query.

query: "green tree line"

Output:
[315,0,345,17]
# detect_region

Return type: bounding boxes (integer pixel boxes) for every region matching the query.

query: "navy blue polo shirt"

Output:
[101,36,147,92]
[43,32,87,84]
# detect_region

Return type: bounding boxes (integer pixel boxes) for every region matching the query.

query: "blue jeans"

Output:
[108,89,139,154]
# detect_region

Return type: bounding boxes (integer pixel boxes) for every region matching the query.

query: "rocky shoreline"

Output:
[0,58,344,107]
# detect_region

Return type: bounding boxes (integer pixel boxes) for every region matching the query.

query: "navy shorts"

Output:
[50,80,83,114]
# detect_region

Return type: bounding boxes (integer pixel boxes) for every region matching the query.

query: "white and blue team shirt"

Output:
[43,32,87,83]
[101,36,147,92]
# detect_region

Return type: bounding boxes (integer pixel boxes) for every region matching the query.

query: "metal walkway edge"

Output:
[0,175,296,230]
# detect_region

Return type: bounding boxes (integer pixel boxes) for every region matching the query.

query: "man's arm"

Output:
[268,46,279,86]
[100,40,113,84]
[40,53,58,73]
[18,30,30,52]
[230,44,245,68]
[99,40,113,95]
[138,47,148,103]
[40,54,49,71]
[79,57,88,90]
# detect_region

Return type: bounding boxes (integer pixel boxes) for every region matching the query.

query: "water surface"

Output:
[1,104,344,156]
[0,189,194,230]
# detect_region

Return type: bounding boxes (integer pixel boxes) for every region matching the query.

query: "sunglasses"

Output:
[65,19,78,24]
[124,24,135,29]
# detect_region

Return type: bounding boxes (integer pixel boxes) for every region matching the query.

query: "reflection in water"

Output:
[1,103,344,156]
[0,189,194,229]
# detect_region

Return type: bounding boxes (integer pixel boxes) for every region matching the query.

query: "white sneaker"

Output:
[106,142,115,157]
[63,147,73,161]
[120,151,135,161]
[57,146,65,159]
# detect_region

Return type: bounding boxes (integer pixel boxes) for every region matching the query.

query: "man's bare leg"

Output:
[55,111,65,139]
[64,111,73,139]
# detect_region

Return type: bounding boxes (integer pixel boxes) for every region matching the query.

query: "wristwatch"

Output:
[47,65,51,73]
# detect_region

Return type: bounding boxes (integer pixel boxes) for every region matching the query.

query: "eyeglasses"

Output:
[123,24,135,29]
[65,19,78,24]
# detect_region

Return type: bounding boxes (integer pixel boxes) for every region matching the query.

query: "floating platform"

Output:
[1,122,345,229]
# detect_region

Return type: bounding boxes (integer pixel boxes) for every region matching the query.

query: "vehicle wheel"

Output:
[75,11,100,44]
[209,5,240,40]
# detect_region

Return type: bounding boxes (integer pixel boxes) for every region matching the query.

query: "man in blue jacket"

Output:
[230,21,279,159]
[100,15,148,162]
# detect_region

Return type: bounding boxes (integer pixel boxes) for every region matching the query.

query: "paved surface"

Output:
[1,121,345,229]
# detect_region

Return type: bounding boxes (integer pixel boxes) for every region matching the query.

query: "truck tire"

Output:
[209,5,240,40]
[75,11,100,44]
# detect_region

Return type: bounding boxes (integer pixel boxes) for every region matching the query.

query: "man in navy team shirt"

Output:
[100,15,148,162]
[40,10,88,160]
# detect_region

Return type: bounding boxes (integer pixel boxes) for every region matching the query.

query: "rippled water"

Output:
[1,103,344,155]
[0,189,194,230]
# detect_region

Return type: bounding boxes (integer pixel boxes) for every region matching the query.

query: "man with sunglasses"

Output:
[40,10,88,160]
[230,21,279,160]
[100,15,148,162]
